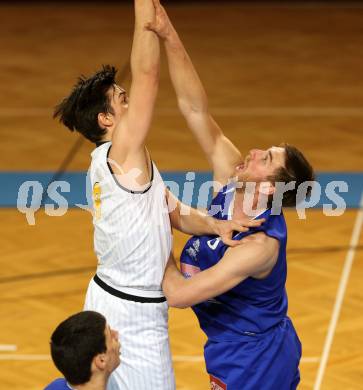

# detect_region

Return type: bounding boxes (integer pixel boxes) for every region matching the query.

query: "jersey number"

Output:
[207,237,221,250]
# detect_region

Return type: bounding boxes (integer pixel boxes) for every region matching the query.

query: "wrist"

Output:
[206,216,219,235]
[164,27,180,47]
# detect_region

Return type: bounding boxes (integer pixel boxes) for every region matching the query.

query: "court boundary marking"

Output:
[313,194,363,390]
[0,345,17,352]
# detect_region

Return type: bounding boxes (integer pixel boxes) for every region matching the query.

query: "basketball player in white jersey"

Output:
[54,1,262,389]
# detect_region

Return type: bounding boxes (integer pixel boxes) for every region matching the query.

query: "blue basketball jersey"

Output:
[180,184,288,342]
[44,378,72,390]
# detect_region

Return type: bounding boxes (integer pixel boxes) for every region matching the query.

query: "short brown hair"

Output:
[268,144,315,207]
[50,311,107,385]
[54,65,117,144]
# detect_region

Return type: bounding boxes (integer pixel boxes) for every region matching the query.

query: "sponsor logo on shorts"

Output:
[210,375,227,390]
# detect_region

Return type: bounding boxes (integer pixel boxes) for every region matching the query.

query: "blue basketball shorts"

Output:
[204,318,302,390]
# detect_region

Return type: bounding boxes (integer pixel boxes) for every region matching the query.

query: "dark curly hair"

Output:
[54,65,117,143]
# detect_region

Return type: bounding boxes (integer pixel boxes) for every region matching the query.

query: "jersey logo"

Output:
[210,375,227,390]
[93,182,102,220]
[207,237,221,250]
[193,238,200,252]
[186,239,201,260]
[186,247,197,260]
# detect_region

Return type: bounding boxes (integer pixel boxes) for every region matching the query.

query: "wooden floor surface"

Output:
[0,2,362,389]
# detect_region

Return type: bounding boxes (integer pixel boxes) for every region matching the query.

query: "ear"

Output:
[258,181,275,196]
[93,353,107,372]
[98,112,113,130]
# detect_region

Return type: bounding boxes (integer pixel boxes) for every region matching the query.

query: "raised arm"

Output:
[109,0,160,188]
[162,233,279,308]
[147,0,242,189]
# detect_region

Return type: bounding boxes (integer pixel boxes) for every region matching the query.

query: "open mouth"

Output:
[236,156,249,171]
[236,162,245,171]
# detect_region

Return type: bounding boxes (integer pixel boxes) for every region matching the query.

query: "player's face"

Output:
[108,84,129,129]
[235,146,286,184]
[104,323,121,372]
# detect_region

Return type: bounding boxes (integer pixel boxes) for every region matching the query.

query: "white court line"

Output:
[0,345,17,352]
[2,107,363,117]
[314,193,363,390]
[0,353,318,363]
[0,354,50,361]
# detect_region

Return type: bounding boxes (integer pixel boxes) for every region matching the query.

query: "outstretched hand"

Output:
[212,218,265,247]
[145,0,172,40]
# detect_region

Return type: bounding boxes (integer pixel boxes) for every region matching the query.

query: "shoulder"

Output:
[243,231,279,246]
[91,141,111,158]
[241,232,280,258]
[224,232,279,273]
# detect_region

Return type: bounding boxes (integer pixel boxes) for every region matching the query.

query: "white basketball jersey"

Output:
[89,142,172,292]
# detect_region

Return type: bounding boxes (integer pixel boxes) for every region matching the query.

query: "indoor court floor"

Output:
[0,2,362,390]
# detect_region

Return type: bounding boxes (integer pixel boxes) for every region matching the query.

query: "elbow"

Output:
[134,64,159,80]
[143,65,159,79]
[163,282,190,309]
[177,98,208,117]
[166,293,189,309]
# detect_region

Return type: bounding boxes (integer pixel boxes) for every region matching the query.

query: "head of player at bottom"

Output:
[53,65,128,146]
[47,310,120,390]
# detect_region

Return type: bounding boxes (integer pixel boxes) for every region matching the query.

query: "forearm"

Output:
[163,235,276,309]
[164,25,208,114]
[113,0,159,153]
[163,255,245,309]
[178,206,217,236]
[168,190,217,235]
[162,16,226,160]
[133,0,160,77]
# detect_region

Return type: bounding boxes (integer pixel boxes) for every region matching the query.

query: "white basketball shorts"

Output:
[84,277,176,390]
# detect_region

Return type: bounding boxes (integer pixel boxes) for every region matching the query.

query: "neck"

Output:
[103,135,112,142]
[233,187,268,219]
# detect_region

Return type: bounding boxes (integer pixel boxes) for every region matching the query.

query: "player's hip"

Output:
[204,318,302,389]
[84,276,169,332]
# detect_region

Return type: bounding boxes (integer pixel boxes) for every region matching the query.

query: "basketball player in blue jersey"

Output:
[147,1,315,389]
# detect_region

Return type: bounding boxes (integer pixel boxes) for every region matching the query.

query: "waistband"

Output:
[93,274,167,303]
[204,317,292,343]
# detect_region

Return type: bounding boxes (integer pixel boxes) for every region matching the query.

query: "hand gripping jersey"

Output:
[180,185,301,390]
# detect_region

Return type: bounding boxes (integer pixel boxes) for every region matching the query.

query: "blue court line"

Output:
[0,171,362,209]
